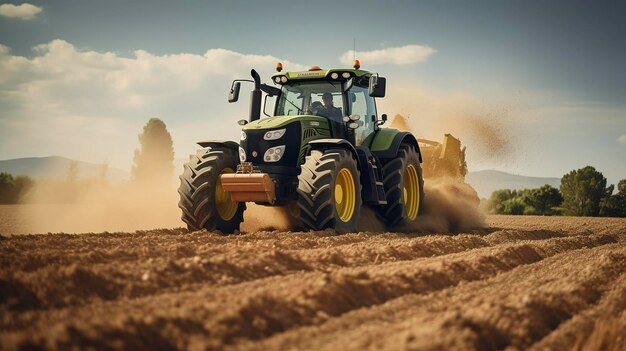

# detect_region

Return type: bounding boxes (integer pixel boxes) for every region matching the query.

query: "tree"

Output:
[618,179,626,195]
[600,179,626,217]
[560,166,612,216]
[0,172,34,204]
[0,172,14,203]
[524,184,563,215]
[487,189,516,214]
[132,118,174,184]
[503,197,525,215]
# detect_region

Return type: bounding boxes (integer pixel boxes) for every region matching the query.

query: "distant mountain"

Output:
[0,156,130,183]
[466,170,560,199]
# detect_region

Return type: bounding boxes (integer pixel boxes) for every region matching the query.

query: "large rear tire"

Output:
[178,147,245,233]
[297,148,362,233]
[379,143,425,228]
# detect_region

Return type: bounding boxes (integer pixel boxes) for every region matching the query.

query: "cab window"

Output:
[276,88,303,116]
[275,81,343,118]
[349,85,377,145]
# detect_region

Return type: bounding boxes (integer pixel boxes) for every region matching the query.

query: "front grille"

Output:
[302,127,319,140]
[241,122,301,167]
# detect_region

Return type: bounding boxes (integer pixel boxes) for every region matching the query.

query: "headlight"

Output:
[280,76,288,83]
[264,145,285,162]
[240,131,247,140]
[263,128,286,140]
[342,72,351,79]
[274,76,281,84]
[331,72,339,79]
[239,147,246,162]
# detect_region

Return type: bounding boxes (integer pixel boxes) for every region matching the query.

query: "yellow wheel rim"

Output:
[335,168,356,222]
[404,164,420,220]
[215,167,238,221]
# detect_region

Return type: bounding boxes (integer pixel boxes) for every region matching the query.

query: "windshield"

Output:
[275,81,344,121]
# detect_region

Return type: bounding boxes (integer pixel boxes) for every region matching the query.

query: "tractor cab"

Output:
[271,63,385,147]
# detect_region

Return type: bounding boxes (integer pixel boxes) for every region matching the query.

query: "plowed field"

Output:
[1,216,625,350]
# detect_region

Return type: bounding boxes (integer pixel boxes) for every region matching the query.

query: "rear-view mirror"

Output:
[228,82,241,103]
[368,76,386,97]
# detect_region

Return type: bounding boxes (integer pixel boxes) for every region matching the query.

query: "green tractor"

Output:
[178,61,424,233]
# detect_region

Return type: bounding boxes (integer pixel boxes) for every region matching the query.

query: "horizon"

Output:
[0,154,569,180]
[1,1,624,186]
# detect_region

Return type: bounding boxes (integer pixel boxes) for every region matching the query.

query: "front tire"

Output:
[178,147,245,233]
[297,148,362,233]
[379,143,425,228]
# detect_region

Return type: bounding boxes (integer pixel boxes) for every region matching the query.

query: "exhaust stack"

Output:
[249,69,262,122]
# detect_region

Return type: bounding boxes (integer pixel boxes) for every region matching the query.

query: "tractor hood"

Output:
[242,115,327,131]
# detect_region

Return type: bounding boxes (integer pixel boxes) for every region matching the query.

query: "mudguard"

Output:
[370,129,422,162]
[308,139,361,170]
[197,140,239,150]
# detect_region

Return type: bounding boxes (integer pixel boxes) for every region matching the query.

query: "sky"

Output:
[0,0,625,186]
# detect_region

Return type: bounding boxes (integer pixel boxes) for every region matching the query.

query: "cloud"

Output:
[619,135,626,145]
[339,44,436,66]
[0,40,305,170]
[0,3,42,20]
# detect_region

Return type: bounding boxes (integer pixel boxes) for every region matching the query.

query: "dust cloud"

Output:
[436,113,511,159]
[17,176,300,234]
[382,114,486,232]
[18,179,182,233]
[400,177,484,232]
[390,113,512,160]
[358,177,484,233]
[243,178,485,234]
[241,204,297,232]
[381,77,516,163]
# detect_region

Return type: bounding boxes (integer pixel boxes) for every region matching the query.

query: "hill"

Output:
[0,156,130,183]
[466,170,560,198]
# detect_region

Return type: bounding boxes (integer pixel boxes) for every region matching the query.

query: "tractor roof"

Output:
[271,66,370,84]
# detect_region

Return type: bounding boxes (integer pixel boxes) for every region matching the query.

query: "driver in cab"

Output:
[312,92,342,121]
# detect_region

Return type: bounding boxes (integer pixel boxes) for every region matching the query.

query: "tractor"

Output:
[178,61,424,233]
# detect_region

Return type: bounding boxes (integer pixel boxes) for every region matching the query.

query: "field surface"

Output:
[1,215,625,350]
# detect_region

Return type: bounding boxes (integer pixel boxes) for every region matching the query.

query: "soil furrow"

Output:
[236,243,626,351]
[1,233,617,350]
[1,226,597,273]
[1,216,625,350]
[530,271,626,350]
[1,231,613,314]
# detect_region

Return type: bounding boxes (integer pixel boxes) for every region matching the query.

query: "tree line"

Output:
[485,166,626,217]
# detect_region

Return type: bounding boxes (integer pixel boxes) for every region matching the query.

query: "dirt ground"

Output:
[1,215,625,350]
